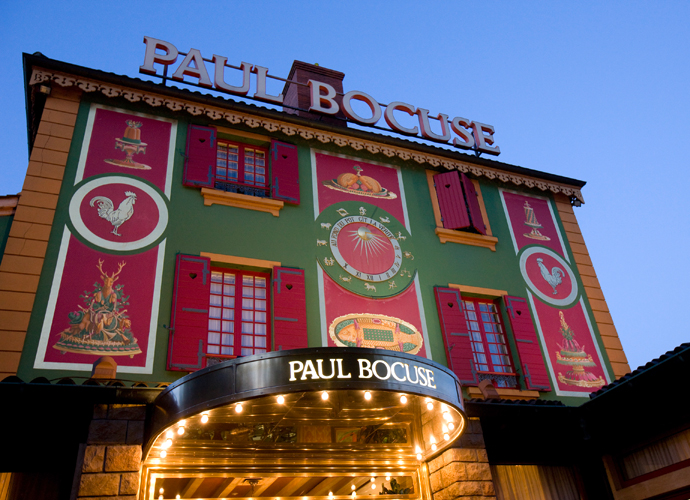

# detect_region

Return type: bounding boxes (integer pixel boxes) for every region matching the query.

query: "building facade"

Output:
[0,47,688,500]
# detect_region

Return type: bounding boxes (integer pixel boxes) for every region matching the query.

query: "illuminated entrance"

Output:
[140,349,467,500]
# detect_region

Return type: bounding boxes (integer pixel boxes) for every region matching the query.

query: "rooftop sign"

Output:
[139,37,500,156]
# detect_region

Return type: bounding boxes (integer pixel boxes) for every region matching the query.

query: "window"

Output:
[492,465,582,499]
[208,269,269,358]
[214,141,269,197]
[462,298,515,387]
[168,254,308,372]
[184,124,300,214]
[426,170,498,250]
[616,427,690,484]
[434,287,552,392]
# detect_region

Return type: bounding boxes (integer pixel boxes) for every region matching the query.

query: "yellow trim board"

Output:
[201,188,284,217]
[426,170,444,227]
[448,284,508,297]
[216,125,270,143]
[472,179,492,236]
[200,252,281,270]
[467,387,540,400]
[435,228,498,251]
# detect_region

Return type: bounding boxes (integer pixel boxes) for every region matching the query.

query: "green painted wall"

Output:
[15,94,613,406]
[0,214,13,264]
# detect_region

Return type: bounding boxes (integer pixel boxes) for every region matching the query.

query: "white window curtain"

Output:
[620,427,690,480]
[491,465,581,500]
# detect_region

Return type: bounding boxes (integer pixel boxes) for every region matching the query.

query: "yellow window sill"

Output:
[201,188,284,217]
[435,227,498,251]
[467,387,541,400]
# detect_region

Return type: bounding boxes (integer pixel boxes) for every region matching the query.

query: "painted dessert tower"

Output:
[556,311,605,388]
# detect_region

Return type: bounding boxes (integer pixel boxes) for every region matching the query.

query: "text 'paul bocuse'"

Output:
[288,358,437,389]
[139,37,500,156]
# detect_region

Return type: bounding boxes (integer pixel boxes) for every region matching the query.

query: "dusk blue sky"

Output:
[2,1,688,372]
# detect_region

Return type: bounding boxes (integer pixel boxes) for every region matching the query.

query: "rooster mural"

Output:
[536,257,565,295]
[89,191,137,236]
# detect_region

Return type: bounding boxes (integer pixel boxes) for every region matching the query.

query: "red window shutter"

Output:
[434,171,471,230]
[272,267,308,351]
[184,124,216,188]
[461,174,486,235]
[504,296,552,391]
[168,254,211,371]
[270,140,300,204]
[434,287,477,385]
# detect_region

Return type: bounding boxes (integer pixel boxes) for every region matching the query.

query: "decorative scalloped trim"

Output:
[30,68,585,203]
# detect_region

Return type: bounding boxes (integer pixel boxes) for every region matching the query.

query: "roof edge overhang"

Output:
[22,52,586,203]
[466,343,690,460]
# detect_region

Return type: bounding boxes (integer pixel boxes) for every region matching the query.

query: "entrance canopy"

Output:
[143,348,467,500]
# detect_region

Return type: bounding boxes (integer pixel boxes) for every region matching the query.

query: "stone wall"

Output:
[72,404,146,500]
[428,418,496,500]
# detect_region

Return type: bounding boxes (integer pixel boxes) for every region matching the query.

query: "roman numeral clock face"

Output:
[316,202,416,298]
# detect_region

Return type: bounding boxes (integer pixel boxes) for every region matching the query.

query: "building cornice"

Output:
[30,67,585,203]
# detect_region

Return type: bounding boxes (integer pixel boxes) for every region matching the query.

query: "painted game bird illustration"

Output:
[536,257,565,294]
[89,191,137,236]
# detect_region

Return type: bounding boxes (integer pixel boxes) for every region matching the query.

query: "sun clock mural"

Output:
[33,104,177,374]
[501,190,610,395]
[313,152,429,357]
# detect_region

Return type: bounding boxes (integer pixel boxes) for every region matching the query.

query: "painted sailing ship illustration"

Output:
[522,201,550,240]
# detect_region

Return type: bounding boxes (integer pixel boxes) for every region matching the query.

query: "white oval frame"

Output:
[519,246,578,306]
[69,176,168,252]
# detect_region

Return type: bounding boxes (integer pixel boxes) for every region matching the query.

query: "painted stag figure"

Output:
[53,259,142,357]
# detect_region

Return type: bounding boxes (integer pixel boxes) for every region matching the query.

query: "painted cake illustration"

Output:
[556,311,605,388]
[104,120,151,170]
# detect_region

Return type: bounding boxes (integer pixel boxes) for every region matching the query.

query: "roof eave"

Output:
[22,52,586,190]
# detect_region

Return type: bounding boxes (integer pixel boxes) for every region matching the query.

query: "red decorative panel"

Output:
[314,152,408,225]
[501,191,564,256]
[314,152,427,358]
[531,298,608,394]
[435,171,471,230]
[79,107,174,191]
[434,287,476,385]
[169,254,211,371]
[461,173,486,235]
[38,235,160,369]
[270,140,300,204]
[34,106,176,374]
[184,124,216,188]
[504,295,552,391]
[273,267,308,351]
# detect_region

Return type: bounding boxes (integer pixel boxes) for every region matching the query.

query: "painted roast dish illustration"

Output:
[323,165,397,199]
